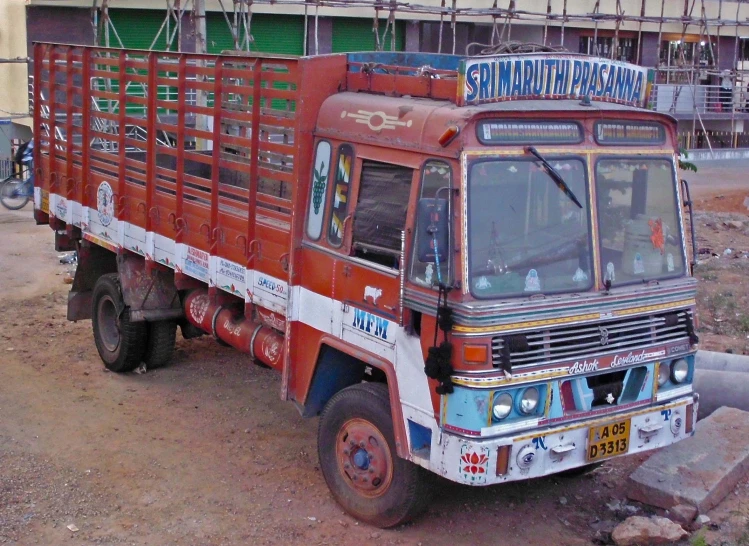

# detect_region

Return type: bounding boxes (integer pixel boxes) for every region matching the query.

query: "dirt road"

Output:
[0,207,601,545]
[1,160,748,545]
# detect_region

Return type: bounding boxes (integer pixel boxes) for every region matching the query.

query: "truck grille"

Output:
[491,310,692,370]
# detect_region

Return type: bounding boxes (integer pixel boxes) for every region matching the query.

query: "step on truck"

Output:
[32,42,700,527]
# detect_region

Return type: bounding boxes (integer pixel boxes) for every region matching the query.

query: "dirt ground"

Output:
[1,161,749,545]
[682,161,749,356]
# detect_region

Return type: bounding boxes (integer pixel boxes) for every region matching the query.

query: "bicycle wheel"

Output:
[0,177,30,210]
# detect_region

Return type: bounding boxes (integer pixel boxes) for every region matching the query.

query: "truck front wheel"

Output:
[317,382,431,528]
[92,273,147,372]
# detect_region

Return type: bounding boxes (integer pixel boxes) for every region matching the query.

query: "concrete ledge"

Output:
[696,350,749,373]
[685,148,749,161]
[694,351,749,419]
[628,407,749,513]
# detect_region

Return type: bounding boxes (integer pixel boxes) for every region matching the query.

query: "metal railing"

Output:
[677,130,749,150]
[650,84,749,115]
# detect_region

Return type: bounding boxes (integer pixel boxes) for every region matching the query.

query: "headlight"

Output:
[492,392,513,420]
[671,359,689,383]
[518,387,540,415]
[657,363,670,387]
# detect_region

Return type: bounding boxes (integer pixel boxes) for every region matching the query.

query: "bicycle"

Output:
[0,168,33,211]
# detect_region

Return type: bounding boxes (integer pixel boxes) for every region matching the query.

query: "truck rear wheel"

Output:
[92,273,147,373]
[317,382,431,528]
[143,320,177,369]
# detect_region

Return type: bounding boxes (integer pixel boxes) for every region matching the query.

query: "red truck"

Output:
[33,42,699,527]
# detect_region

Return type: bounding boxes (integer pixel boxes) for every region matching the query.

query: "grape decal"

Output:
[312,162,326,215]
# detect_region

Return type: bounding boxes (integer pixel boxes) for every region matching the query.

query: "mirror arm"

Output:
[435,185,457,286]
[680,179,697,275]
[341,213,353,254]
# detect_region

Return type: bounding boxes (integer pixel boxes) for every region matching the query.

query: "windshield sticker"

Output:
[667,253,675,272]
[633,253,645,274]
[649,218,665,254]
[573,268,588,282]
[605,262,616,282]
[524,269,541,292]
[508,165,518,173]
[424,264,434,285]
[475,276,492,290]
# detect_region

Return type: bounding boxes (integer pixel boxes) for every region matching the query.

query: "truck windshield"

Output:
[468,157,593,298]
[595,157,685,285]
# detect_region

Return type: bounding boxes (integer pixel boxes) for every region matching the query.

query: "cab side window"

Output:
[327,144,354,247]
[410,161,452,287]
[351,160,414,268]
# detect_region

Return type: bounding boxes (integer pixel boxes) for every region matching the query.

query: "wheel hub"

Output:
[97,295,121,353]
[336,418,393,497]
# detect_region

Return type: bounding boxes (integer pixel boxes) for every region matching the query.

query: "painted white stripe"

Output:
[481,417,540,437]
[656,384,693,402]
[44,192,440,456]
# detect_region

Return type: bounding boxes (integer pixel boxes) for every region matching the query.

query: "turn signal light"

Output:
[496,445,511,476]
[463,344,488,365]
[438,125,460,147]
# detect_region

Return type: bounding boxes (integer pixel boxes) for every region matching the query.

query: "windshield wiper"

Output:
[524,146,583,209]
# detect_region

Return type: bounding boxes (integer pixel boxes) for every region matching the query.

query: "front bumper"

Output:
[434,394,697,485]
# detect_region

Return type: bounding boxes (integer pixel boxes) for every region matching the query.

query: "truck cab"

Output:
[297,52,697,517]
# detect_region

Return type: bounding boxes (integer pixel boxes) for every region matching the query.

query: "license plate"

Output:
[587,419,631,462]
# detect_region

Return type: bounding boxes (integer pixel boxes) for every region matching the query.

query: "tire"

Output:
[92,273,147,372]
[0,177,30,210]
[143,320,177,369]
[318,382,431,528]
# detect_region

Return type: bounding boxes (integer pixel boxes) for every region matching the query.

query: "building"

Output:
[4,0,749,156]
[0,0,32,166]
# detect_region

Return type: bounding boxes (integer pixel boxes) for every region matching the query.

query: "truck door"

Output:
[336,158,415,354]
[286,140,416,406]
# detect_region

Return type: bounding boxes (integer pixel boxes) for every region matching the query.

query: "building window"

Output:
[658,39,714,83]
[579,36,637,63]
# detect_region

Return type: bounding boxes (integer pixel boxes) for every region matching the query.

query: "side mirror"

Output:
[416,198,449,263]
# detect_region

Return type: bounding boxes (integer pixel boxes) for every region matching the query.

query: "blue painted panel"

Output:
[444,386,491,433]
[347,52,463,72]
[407,419,432,453]
[567,364,656,412]
[302,346,365,417]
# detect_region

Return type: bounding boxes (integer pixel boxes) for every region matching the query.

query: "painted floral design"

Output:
[461,451,489,476]
[220,284,242,296]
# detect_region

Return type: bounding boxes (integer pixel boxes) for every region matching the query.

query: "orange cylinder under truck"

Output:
[32,42,700,527]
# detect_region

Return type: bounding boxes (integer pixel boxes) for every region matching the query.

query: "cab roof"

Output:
[315,92,677,156]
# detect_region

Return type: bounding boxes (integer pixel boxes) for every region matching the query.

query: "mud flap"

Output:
[55,229,78,252]
[116,253,183,322]
[67,241,117,321]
